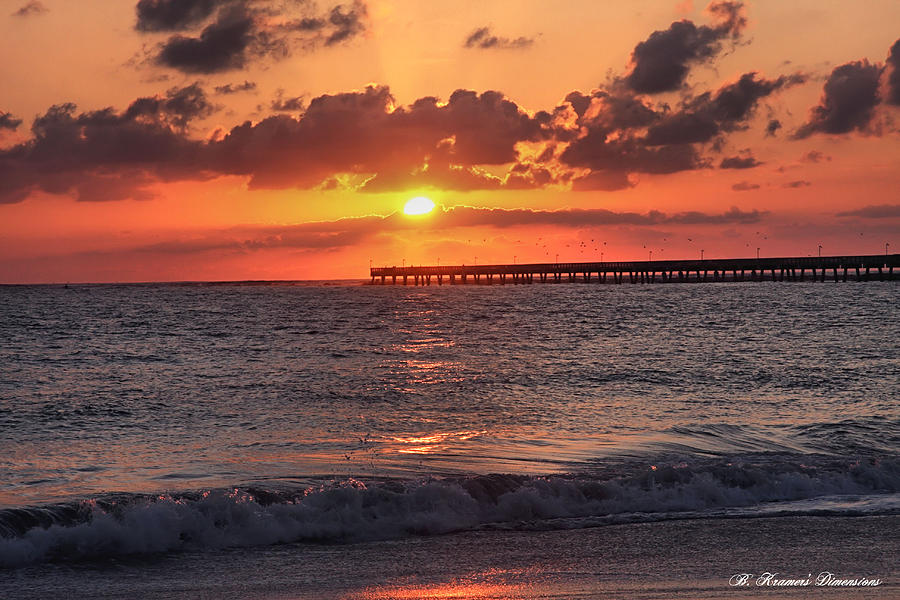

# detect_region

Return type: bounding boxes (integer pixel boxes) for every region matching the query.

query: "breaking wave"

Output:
[2,454,898,568]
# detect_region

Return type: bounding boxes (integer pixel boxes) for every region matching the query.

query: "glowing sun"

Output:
[403,196,435,215]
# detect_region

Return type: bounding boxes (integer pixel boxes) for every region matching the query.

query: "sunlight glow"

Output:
[403,197,435,215]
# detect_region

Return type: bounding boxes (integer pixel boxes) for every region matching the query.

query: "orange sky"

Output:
[0,0,898,283]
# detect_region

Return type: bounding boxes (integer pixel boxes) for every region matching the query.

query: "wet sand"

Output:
[5,515,897,599]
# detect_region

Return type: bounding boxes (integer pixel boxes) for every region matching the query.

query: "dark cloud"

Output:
[464,27,534,50]
[720,154,761,169]
[211,86,550,189]
[732,181,760,191]
[278,0,367,45]
[886,38,900,106]
[285,17,327,32]
[765,119,781,136]
[667,206,765,224]
[0,112,23,131]
[570,170,634,191]
[644,72,805,146]
[835,204,900,218]
[429,205,765,228]
[135,0,223,32]
[323,2,367,46]
[0,97,209,204]
[147,2,368,73]
[503,163,560,190]
[794,60,883,137]
[564,90,660,131]
[782,180,811,188]
[558,87,712,176]
[215,80,257,94]
[561,130,705,175]
[624,0,746,94]
[124,83,218,129]
[271,91,305,112]
[157,7,256,73]
[11,1,48,17]
[802,150,831,163]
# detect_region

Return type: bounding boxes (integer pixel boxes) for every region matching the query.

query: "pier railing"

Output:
[369,254,898,285]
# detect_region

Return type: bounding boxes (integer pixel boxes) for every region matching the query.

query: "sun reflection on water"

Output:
[390,429,488,454]
[350,569,533,600]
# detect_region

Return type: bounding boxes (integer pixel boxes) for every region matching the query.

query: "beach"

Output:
[4,515,896,599]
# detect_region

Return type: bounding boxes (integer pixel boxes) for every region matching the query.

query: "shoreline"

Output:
[4,514,897,599]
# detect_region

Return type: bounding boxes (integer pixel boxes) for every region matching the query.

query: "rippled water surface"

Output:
[0,280,897,566]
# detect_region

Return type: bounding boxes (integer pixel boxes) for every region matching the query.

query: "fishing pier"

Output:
[370,254,898,285]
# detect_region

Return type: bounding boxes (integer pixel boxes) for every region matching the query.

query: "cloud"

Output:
[624,0,747,94]
[211,86,551,189]
[731,181,759,191]
[1,85,555,203]
[644,72,805,146]
[279,0,368,46]
[146,1,369,74]
[561,133,704,175]
[557,86,725,176]
[0,91,211,203]
[667,206,765,224]
[782,180,811,188]
[322,2,367,46]
[801,150,831,163]
[570,170,634,191]
[157,6,256,73]
[835,204,900,218]
[428,205,765,228]
[720,154,761,169]
[794,60,884,137]
[11,1,48,17]
[214,80,256,94]
[464,27,534,50]
[135,0,223,32]
[886,38,900,106]
[563,89,660,131]
[124,82,218,129]
[0,112,22,131]
[765,119,781,136]
[503,163,562,190]
[271,91,305,112]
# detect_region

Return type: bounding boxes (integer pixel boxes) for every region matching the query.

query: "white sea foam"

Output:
[2,457,898,568]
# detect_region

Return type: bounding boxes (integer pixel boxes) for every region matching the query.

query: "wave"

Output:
[2,454,898,568]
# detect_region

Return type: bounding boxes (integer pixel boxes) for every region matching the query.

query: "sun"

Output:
[403,196,435,215]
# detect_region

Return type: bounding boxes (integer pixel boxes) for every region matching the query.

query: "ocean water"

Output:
[0,280,898,595]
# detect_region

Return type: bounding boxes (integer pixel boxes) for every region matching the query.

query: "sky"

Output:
[0,0,898,283]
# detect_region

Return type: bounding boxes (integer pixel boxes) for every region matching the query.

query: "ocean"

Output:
[1,280,897,598]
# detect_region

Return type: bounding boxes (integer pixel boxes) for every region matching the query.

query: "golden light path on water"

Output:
[349,569,534,600]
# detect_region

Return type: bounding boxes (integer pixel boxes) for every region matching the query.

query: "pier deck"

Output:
[370,254,899,285]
